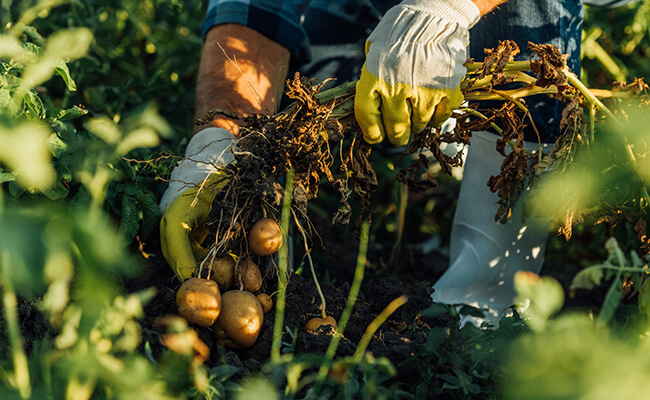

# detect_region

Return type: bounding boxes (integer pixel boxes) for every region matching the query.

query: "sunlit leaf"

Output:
[0,35,26,59]
[54,59,77,91]
[116,127,160,156]
[84,116,121,145]
[0,121,56,190]
[514,271,564,332]
[43,27,93,62]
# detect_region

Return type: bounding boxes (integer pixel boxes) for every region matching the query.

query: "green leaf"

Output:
[135,189,161,239]
[46,105,88,121]
[116,127,160,156]
[118,194,140,247]
[424,327,448,353]
[0,120,56,190]
[422,302,452,318]
[638,278,650,322]
[514,271,564,332]
[84,116,121,145]
[597,274,624,326]
[45,28,93,62]
[42,178,69,200]
[54,59,77,91]
[0,34,26,59]
[211,364,239,382]
[23,88,44,118]
[0,171,15,184]
[47,132,69,158]
[570,266,605,291]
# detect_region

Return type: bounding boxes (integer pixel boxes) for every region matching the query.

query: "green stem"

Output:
[271,168,295,362]
[562,67,618,122]
[353,295,408,362]
[314,81,358,104]
[1,251,31,398]
[464,60,532,73]
[316,218,370,386]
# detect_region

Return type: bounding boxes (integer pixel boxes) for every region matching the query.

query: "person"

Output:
[159,0,637,325]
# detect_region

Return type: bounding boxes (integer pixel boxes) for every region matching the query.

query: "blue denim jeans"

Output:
[299,0,584,143]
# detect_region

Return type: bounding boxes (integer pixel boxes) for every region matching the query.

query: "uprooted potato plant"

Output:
[185,40,649,273]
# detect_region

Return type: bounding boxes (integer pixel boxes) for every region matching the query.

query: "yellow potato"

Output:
[176,278,221,327]
[248,218,283,256]
[236,258,263,292]
[256,293,273,314]
[207,255,236,289]
[212,290,264,349]
[304,316,337,333]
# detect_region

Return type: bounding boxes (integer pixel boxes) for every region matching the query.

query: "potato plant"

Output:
[2,1,650,400]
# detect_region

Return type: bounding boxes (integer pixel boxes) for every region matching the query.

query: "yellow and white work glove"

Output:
[355,0,480,146]
[159,127,236,281]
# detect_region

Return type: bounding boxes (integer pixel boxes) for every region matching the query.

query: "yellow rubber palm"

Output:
[354,0,480,146]
[159,127,236,281]
[160,173,228,281]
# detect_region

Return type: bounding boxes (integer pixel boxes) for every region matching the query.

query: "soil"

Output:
[134,213,453,385]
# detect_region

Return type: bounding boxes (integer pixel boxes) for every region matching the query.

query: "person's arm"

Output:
[471,0,508,15]
[194,24,291,136]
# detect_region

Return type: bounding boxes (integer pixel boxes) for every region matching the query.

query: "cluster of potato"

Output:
[175,218,282,349]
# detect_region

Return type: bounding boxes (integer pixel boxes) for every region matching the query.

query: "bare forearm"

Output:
[194,24,291,136]
[471,0,508,15]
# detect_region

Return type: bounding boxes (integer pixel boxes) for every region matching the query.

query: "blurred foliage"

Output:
[582,0,650,88]
[0,0,649,399]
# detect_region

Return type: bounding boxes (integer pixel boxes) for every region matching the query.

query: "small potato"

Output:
[176,278,222,327]
[236,258,263,292]
[305,316,337,333]
[256,293,273,314]
[212,290,264,349]
[207,255,236,289]
[248,218,283,256]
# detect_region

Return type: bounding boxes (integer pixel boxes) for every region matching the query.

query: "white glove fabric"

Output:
[365,0,480,89]
[159,127,236,212]
[354,0,480,146]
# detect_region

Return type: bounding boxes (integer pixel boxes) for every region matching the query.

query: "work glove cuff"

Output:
[159,127,236,212]
[399,0,480,29]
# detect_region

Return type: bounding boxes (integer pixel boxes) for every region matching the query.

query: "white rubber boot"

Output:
[432,131,551,326]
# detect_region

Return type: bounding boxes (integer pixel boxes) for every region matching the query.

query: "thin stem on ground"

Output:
[291,209,327,319]
[271,168,295,363]
[315,218,370,387]
[353,295,408,362]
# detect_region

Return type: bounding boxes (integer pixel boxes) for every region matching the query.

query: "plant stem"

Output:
[353,295,408,362]
[271,168,295,362]
[1,251,31,398]
[291,209,327,318]
[316,218,370,386]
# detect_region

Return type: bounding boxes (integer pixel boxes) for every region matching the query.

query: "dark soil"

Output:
[135,213,452,384]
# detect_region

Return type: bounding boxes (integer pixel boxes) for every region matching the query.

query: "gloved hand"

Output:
[355,0,480,146]
[159,127,236,281]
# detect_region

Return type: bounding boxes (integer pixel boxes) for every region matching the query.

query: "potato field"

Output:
[1,1,650,399]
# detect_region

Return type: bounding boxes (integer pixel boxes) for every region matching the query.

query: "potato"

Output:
[304,316,337,333]
[176,278,222,327]
[207,255,236,289]
[236,258,263,292]
[248,218,283,256]
[212,290,264,349]
[256,293,273,314]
